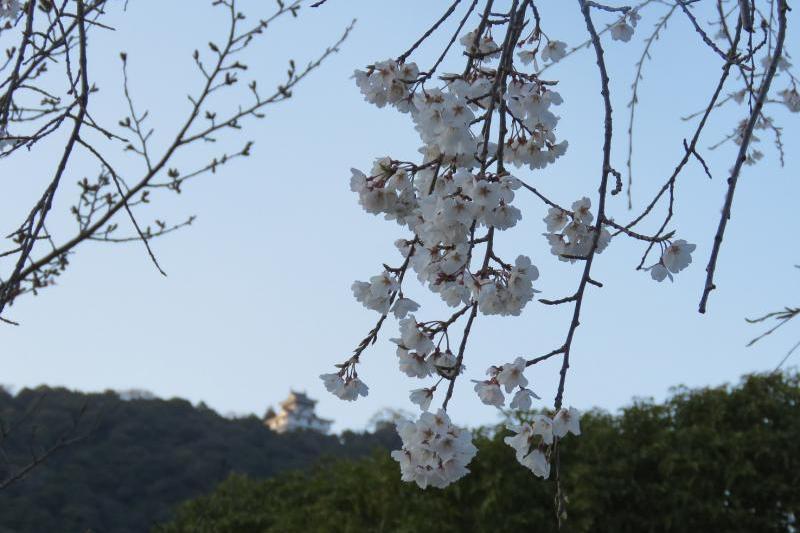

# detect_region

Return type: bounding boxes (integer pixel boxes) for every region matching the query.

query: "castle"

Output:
[264,391,332,434]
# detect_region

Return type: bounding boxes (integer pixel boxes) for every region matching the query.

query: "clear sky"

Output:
[2,0,798,432]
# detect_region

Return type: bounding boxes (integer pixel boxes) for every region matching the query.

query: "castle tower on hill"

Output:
[264,391,332,434]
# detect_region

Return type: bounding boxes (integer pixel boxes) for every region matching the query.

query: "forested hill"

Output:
[0,386,398,533]
[159,372,800,533]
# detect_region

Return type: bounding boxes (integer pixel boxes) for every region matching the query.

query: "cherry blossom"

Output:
[392,297,420,319]
[339,377,369,401]
[318,0,780,496]
[610,20,634,42]
[543,207,569,232]
[409,388,434,411]
[504,409,581,480]
[530,414,555,445]
[459,29,500,58]
[521,448,551,479]
[543,198,610,263]
[354,60,418,111]
[541,40,567,63]
[780,88,800,113]
[611,9,639,42]
[319,373,344,397]
[496,357,528,393]
[473,380,505,407]
[571,197,594,224]
[649,263,671,282]
[552,406,582,438]
[517,49,536,66]
[397,347,433,378]
[351,272,396,314]
[650,239,696,282]
[392,316,435,355]
[319,374,369,402]
[505,421,552,478]
[391,410,478,489]
[510,388,540,410]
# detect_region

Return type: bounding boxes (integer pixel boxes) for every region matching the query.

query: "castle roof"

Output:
[280,390,316,409]
[265,391,332,433]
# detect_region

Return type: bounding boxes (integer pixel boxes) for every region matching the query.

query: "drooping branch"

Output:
[699,0,788,314]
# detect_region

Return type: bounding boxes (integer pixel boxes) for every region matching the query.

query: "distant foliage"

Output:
[0,387,397,533]
[159,372,800,533]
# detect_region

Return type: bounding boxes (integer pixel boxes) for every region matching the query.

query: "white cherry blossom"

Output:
[351,271,397,314]
[531,414,555,445]
[409,388,434,411]
[517,49,536,65]
[552,406,582,438]
[354,59,418,111]
[650,263,671,282]
[459,29,500,58]
[661,239,696,274]
[521,448,551,479]
[780,88,800,112]
[392,297,420,319]
[391,410,478,489]
[319,374,369,402]
[610,20,635,42]
[571,197,593,224]
[397,347,433,378]
[541,40,567,63]
[544,207,569,232]
[510,388,540,410]
[496,357,528,393]
[504,423,534,460]
[473,380,505,406]
[392,315,435,355]
[319,373,344,397]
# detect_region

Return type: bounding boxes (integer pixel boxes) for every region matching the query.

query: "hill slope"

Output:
[0,387,397,533]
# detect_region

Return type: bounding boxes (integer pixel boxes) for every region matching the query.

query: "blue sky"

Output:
[2,0,798,431]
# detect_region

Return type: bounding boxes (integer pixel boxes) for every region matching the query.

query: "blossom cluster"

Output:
[391,409,478,489]
[518,39,568,66]
[351,157,541,317]
[474,357,540,409]
[395,316,459,381]
[353,50,568,170]
[459,30,500,59]
[323,4,709,493]
[319,372,369,402]
[503,81,569,169]
[610,9,640,42]
[780,88,800,113]
[542,198,610,263]
[348,41,558,319]
[331,22,598,489]
[504,407,581,479]
[351,270,399,314]
[354,60,418,111]
[648,239,697,282]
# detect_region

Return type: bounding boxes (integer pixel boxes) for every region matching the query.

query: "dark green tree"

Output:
[0,387,397,533]
[157,372,800,533]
